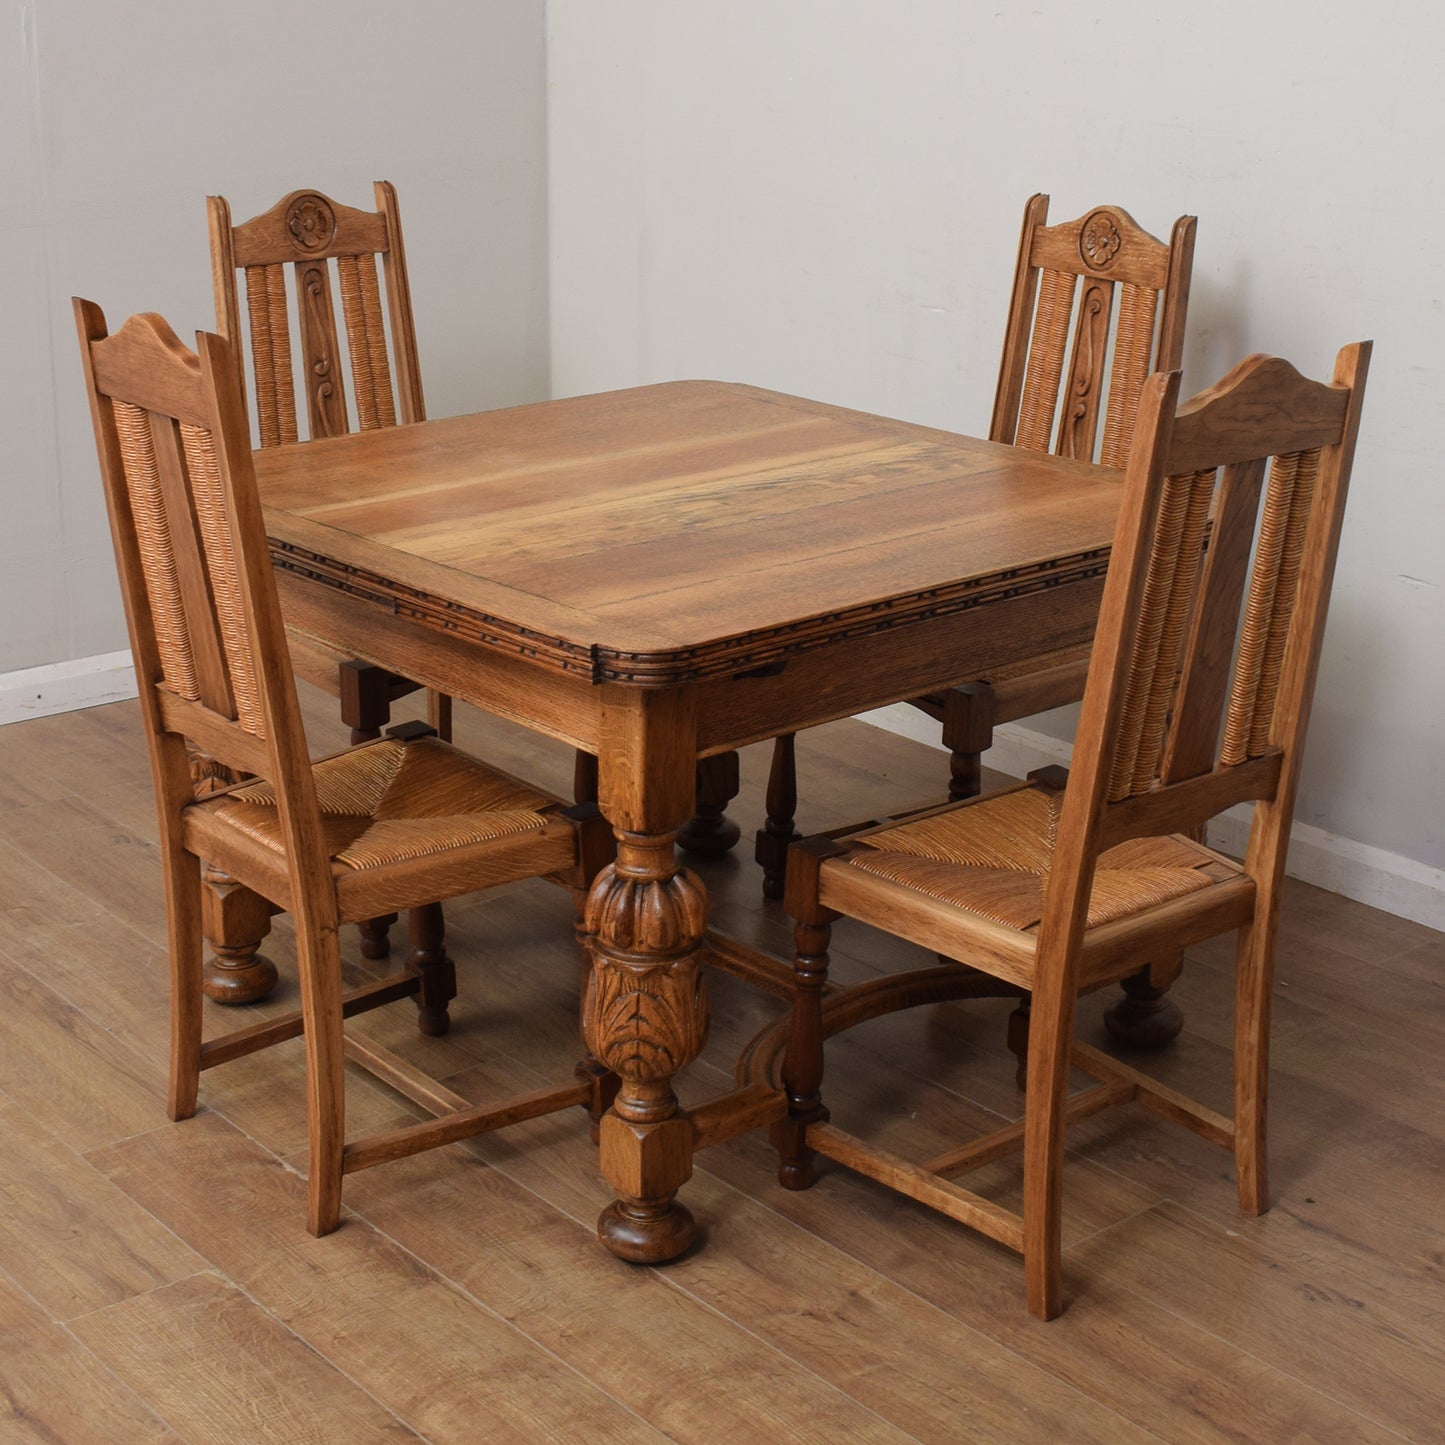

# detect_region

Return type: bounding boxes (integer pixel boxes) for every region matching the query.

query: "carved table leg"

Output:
[754,732,800,899]
[585,689,709,1264]
[201,864,279,1004]
[678,751,741,855]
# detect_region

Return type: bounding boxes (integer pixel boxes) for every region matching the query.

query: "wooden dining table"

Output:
[253,378,1124,1264]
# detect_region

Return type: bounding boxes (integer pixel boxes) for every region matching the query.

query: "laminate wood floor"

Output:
[0,690,1440,1443]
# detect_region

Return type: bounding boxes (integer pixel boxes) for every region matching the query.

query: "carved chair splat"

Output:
[756,195,1198,913]
[77,300,616,1235]
[778,342,1370,1319]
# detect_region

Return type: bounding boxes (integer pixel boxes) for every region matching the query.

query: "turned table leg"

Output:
[201,864,279,1004]
[1104,953,1185,1049]
[584,688,710,1263]
[678,751,741,856]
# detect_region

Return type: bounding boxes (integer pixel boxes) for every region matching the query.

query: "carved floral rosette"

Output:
[1079,209,1123,270]
[285,193,338,253]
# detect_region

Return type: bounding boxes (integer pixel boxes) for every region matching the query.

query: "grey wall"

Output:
[1,0,549,673]
[545,0,1445,874]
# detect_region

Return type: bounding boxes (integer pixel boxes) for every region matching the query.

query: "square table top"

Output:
[257,380,1122,686]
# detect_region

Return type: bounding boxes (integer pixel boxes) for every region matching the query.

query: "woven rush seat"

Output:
[778,344,1371,1319]
[844,781,1238,933]
[76,302,617,1239]
[205,735,557,869]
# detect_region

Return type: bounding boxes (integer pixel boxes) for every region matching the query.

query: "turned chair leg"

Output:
[940,681,997,802]
[406,902,456,1037]
[341,660,405,956]
[775,915,833,1189]
[774,839,841,1187]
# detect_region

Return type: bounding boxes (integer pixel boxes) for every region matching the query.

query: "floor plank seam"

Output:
[648,1160,1151,1439]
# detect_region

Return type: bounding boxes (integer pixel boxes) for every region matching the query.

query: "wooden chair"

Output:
[777,341,1371,1318]
[756,196,1197,896]
[208,181,449,747]
[76,300,616,1236]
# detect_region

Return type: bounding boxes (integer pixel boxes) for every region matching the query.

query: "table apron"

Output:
[694,573,1105,752]
[275,564,1104,758]
[274,567,602,751]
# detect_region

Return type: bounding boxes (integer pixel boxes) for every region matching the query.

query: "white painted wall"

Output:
[546,0,1445,875]
[1,0,548,675]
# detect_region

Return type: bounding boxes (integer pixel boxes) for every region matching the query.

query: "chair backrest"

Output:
[75,301,329,901]
[1051,342,1370,933]
[208,181,425,448]
[991,195,1196,469]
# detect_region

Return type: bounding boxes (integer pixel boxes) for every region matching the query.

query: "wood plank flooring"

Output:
[0,689,1441,1443]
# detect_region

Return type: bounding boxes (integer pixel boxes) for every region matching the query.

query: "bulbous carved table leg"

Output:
[585,686,710,1264]
[584,832,709,1262]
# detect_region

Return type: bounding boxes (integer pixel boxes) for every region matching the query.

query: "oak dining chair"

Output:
[756,196,1197,896]
[208,181,450,748]
[776,341,1370,1318]
[76,300,615,1236]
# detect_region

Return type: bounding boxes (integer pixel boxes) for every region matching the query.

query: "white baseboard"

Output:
[859,704,1445,932]
[0,649,138,725]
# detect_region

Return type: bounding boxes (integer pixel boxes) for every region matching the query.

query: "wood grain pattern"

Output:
[93,1113,670,1443]
[251,375,1130,1259]
[782,345,1372,1319]
[0,687,1435,1441]
[0,1274,182,1443]
[256,381,1122,684]
[69,1274,422,1442]
[76,303,612,1239]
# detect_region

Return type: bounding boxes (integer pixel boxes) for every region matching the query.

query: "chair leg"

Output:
[166,848,205,1121]
[1233,919,1273,1215]
[1006,994,1031,1091]
[357,913,398,960]
[940,682,997,802]
[294,924,347,1237]
[568,807,620,1141]
[342,665,408,956]
[755,733,800,899]
[1020,966,1076,1321]
[775,915,833,1189]
[407,902,456,1038]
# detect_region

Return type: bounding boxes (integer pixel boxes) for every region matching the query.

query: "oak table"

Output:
[254,379,1123,1263]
